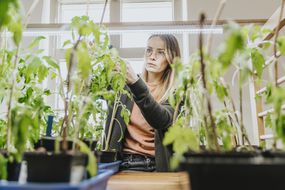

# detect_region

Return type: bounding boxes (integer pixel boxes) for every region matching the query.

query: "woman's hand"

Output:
[125,60,139,85]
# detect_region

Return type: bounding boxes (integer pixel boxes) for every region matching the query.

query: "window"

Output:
[60,3,110,23]
[58,2,110,49]
[122,2,173,22]
[121,1,173,48]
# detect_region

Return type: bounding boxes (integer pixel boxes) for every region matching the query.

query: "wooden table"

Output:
[106,171,190,190]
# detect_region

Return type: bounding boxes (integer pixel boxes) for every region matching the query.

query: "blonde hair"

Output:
[142,34,181,103]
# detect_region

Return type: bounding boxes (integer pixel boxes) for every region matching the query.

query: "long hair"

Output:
[142,34,181,103]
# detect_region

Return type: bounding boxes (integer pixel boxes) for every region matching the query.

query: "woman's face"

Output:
[144,37,169,74]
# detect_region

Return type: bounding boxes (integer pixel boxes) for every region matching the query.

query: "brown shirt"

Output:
[123,82,160,156]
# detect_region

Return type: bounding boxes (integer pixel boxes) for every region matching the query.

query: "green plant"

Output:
[49,15,130,175]
[0,0,57,179]
[163,16,275,168]
[0,36,56,159]
[262,17,285,149]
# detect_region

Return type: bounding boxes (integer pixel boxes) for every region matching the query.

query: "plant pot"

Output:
[95,150,118,163]
[7,161,21,181]
[180,151,285,190]
[23,152,88,183]
[262,149,285,158]
[0,150,21,181]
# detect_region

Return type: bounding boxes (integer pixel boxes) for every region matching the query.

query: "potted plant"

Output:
[164,10,285,190]
[23,13,131,181]
[0,0,56,181]
[23,16,105,183]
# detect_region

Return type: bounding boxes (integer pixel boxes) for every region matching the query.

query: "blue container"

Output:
[98,161,121,173]
[0,170,113,190]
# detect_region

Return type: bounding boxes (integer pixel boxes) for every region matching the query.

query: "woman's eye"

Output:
[158,51,165,55]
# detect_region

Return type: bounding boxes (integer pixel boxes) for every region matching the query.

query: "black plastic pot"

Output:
[0,150,21,181]
[180,151,285,190]
[7,161,21,181]
[95,150,118,163]
[24,152,88,183]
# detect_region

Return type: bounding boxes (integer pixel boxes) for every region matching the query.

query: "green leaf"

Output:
[10,19,22,46]
[0,154,7,180]
[76,139,97,177]
[77,44,91,80]
[44,89,51,96]
[0,0,19,30]
[277,36,285,55]
[0,1,10,29]
[26,57,42,77]
[28,36,46,49]
[240,67,252,85]
[251,48,264,78]
[214,81,228,101]
[38,64,49,82]
[120,106,130,125]
[43,56,60,71]
[218,30,245,70]
[163,118,199,153]
[264,114,273,129]
[63,40,72,48]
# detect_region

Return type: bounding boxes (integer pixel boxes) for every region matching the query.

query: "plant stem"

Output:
[113,118,124,142]
[62,36,81,151]
[238,67,252,147]
[239,80,245,145]
[223,101,238,146]
[219,77,241,144]
[273,0,285,86]
[173,100,181,125]
[6,46,20,152]
[104,93,121,151]
[173,83,187,125]
[199,13,220,151]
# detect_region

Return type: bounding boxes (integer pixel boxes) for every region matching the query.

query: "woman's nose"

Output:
[149,52,156,60]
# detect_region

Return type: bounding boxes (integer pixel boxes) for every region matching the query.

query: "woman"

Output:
[105,34,181,172]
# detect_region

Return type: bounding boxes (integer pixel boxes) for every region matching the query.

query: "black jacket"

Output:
[104,77,174,172]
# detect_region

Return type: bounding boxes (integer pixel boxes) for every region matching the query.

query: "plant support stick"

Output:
[206,0,227,55]
[199,13,220,151]
[272,0,285,148]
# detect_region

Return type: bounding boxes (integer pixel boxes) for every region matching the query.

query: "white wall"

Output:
[187,0,279,20]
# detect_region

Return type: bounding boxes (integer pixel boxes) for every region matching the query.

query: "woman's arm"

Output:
[128,77,174,130]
